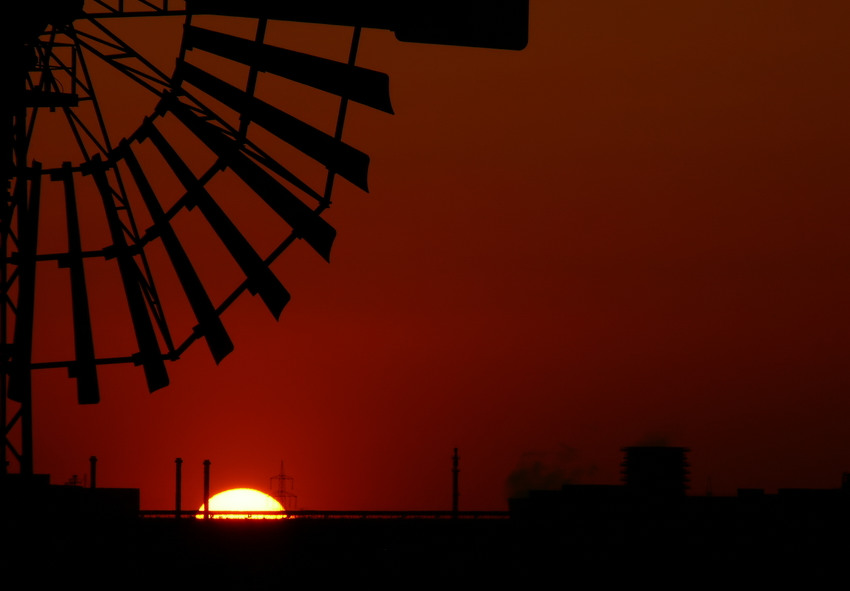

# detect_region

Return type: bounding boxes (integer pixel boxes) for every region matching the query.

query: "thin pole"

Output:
[452,448,459,518]
[175,457,183,519]
[89,455,97,488]
[202,459,211,520]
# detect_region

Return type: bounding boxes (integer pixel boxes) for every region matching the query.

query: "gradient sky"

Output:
[24,0,850,510]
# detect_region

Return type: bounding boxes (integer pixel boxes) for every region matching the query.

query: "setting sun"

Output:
[198,488,285,519]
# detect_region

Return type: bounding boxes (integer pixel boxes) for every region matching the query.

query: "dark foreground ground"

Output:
[2,478,848,587]
[2,511,847,587]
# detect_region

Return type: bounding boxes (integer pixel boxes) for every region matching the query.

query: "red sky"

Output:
[19,0,850,510]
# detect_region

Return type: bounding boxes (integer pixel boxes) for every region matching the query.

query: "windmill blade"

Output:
[142,121,291,319]
[89,157,169,393]
[57,164,100,404]
[119,141,234,364]
[8,165,42,404]
[165,96,338,261]
[176,61,370,192]
[183,25,394,114]
[184,0,529,50]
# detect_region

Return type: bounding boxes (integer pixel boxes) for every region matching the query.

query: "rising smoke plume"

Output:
[505,445,598,499]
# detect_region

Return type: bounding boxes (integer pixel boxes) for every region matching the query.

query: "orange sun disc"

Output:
[197,488,285,519]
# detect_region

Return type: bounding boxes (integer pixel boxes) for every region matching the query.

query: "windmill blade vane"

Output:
[58,164,100,404]
[164,95,339,261]
[183,26,394,113]
[176,61,371,192]
[142,121,292,319]
[90,158,170,392]
[119,142,234,364]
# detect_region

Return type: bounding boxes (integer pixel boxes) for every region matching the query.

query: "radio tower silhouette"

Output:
[271,461,297,511]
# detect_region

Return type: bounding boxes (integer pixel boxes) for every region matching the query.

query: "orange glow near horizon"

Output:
[22,1,850,512]
[198,488,285,519]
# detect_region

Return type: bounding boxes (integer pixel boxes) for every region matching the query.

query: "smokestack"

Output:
[89,456,97,489]
[203,459,211,520]
[452,448,459,517]
[175,457,183,519]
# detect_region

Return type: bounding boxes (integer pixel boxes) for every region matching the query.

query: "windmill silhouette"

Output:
[2,0,528,476]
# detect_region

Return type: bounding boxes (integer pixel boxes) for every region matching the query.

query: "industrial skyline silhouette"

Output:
[3,444,847,584]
